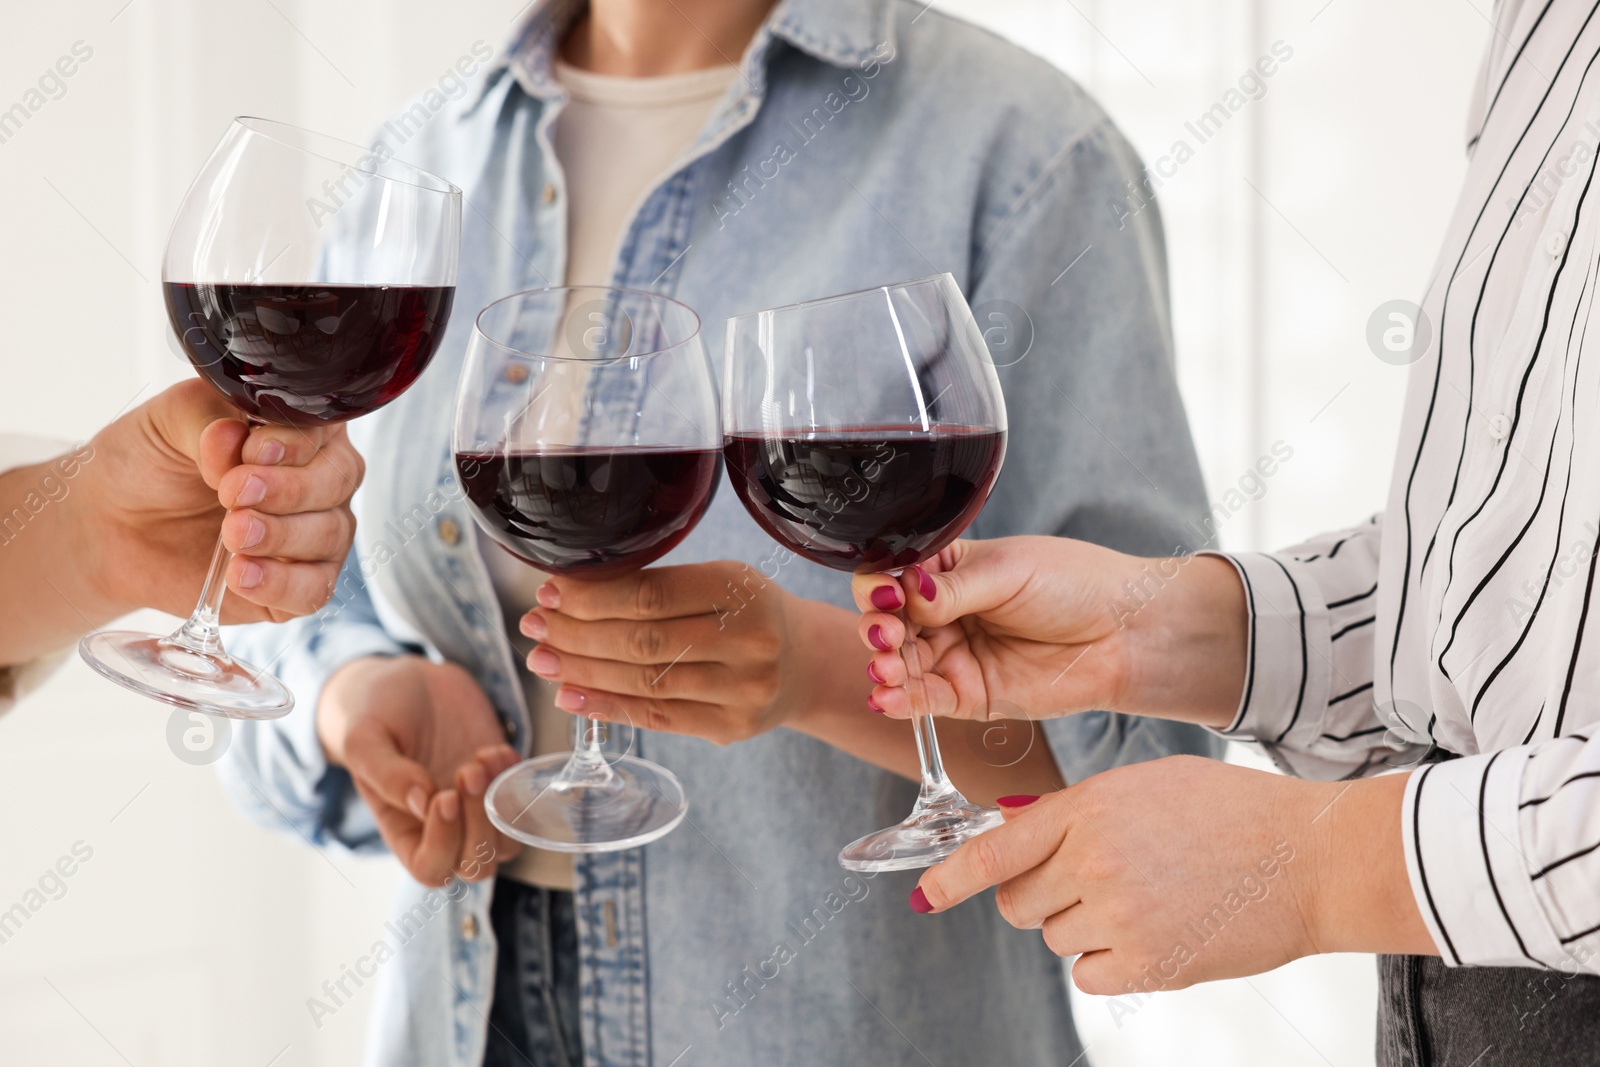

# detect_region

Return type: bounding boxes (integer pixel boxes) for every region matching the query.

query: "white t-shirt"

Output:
[484,59,736,889]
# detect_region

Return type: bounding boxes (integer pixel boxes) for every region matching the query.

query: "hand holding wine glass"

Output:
[850,536,1251,730]
[85,379,363,620]
[79,117,459,721]
[0,379,361,668]
[454,286,720,852]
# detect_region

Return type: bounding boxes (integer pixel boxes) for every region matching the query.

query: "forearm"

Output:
[787,598,1065,802]
[0,461,124,664]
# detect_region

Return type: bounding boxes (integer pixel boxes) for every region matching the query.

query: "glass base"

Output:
[484,752,688,852]
[838,796,1004,872]
[78,630,294,720]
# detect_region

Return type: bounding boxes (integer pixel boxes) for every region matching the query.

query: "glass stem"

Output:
[897,607,963,810]
[168,413,267,658]
[168,532,232,656]
[561,713,619,788]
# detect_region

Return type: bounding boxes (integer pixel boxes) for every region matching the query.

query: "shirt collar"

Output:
[467,0,893,109]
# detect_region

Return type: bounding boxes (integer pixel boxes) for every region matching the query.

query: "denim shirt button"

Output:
[461,913,479,940]
[437,517,461,546]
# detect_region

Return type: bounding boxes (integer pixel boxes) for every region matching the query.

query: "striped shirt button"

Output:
[1487,413,1511,441]
[1548,230,1567,256]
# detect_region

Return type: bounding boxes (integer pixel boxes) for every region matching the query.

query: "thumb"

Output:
[147,379,248,488]
[343,724,437,820]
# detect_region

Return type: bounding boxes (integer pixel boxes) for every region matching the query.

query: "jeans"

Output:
[1377,953,1600,1065]
[484,879,581,1067]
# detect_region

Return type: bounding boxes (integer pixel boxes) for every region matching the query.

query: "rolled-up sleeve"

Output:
[220,550,408,852]
[967,117,1221,776]
[1405,734,1600,972]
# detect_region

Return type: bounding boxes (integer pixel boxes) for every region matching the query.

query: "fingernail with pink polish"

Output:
[554,688,587,712]
[521,613,548,640]
[528,648,560,678]
[867,694,885,714]
[870,584,903,611]
[867,661,885,685]
[406,786,428,820]
[997,794,1040,808]
[237,561,263,589]
[868,624,891,651]
[909,565,936,602]
[241,516,266,549]
[536,581,561,609]
[909,886,934,913]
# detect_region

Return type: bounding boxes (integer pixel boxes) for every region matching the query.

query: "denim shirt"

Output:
[221,1,1219,1064]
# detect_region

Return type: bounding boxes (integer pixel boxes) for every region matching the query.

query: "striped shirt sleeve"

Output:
[1204,516,1426,778]
[1406,735,1600,972]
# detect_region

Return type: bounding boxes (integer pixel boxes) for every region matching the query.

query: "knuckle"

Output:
[1080,846,1122,885]
[333,507,358,556]
[746,625,782,661]
[640,698,672,733]
[641,662,671,695]
[628,621,665,662]
[993,884,1023,927]
[745,666,780,708]
[969,835,1008,886]
[634,571,667,617]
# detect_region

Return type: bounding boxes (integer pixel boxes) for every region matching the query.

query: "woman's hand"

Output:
[519,561,814,745]
[850,536,1249,728]
[318,655,522,887]
[908,756,1434,993]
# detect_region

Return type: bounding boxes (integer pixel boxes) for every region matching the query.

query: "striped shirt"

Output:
[1221,0,1600,972]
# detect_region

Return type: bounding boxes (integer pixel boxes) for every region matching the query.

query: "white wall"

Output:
[0,1,1485,1065]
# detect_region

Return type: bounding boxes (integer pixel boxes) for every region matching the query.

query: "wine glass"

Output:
[79,117,460,720]
[454,287,720,851]
[723,273,1009,872]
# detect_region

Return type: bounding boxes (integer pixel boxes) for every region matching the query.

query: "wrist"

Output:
[1118,553,1249,728]
[1303,773,1436,956]
[57,468,133,622]
[318,655,406,767]
[2,458,128,622]
[782,595,872,735]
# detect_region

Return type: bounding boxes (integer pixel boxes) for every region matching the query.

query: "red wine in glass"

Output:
[723,427,1005,571]
[455,446,721,579]
[165,283,454,425]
